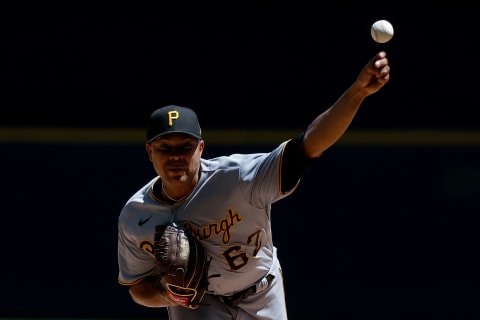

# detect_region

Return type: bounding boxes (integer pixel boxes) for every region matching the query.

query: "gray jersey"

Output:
[118,140,297,295]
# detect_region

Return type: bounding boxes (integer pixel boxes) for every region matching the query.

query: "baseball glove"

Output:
[154,223,209,309]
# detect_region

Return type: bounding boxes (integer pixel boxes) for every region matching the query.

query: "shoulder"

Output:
[119,177,158,218]
[200,143,288,176]
[202,143,288,168]
[201,153,268,170]
[126,177,158,202]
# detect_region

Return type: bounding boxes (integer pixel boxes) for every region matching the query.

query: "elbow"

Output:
[303,146,324,159]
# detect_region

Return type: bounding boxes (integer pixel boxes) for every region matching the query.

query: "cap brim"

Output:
[147,130,202,143]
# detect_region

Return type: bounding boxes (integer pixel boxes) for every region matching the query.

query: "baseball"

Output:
[371,20,394,43]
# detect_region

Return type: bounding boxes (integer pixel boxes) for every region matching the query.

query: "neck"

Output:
[161,182,191,203]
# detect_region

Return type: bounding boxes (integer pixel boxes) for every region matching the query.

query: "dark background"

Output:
[1,5,478,130]
[1,5,480,320]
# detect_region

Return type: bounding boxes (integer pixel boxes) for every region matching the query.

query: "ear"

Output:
[198,140,205,153]
[145,143,153,161]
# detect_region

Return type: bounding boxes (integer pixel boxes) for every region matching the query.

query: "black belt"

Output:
[218,274,274,307]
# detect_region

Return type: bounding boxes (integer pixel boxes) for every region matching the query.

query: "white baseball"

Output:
[371,20,394,43]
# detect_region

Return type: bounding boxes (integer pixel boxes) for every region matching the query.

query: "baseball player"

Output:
[117,51,391,320]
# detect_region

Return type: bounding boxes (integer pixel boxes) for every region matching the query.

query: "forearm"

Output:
[302,51,390,159]
[303,83,367,158]
[129,277,176,308]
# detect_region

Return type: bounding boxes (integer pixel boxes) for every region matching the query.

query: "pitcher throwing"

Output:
[117,51,391,320]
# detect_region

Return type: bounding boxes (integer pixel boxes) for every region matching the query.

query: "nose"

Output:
[169,154,183,160]
[168,147,185,159]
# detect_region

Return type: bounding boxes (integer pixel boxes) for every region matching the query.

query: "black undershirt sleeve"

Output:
[280,133,317,193]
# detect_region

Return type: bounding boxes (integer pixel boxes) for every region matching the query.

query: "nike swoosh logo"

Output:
[138,215,152,226]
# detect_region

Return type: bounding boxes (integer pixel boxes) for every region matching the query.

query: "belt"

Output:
[218,274,274,308]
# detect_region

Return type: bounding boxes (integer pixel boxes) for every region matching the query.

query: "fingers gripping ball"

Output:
[154,223,210,309]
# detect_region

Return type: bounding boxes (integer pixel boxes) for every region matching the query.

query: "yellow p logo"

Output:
[167,111,180,127]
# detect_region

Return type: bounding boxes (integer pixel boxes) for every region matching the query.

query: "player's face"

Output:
[146,133,204,186]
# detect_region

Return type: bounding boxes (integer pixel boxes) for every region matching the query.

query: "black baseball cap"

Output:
[146,105,202,142]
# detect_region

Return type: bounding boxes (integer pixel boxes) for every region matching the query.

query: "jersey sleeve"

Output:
[117,183,160,286]
[117,217,157,285]
[236,142,289,207]
[280,133,316,193]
